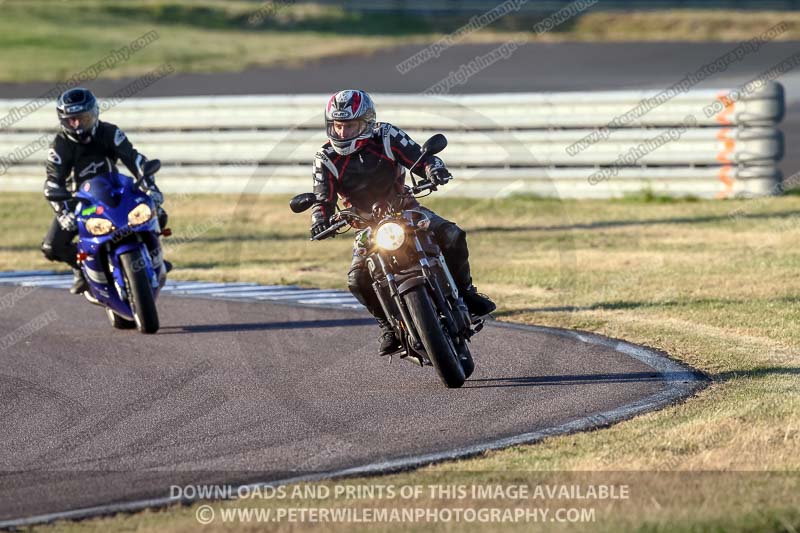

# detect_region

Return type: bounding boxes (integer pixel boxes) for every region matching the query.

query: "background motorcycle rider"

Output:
[310,89,496,355]
[41,88,168,294]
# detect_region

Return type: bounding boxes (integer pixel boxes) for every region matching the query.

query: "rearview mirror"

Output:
[290,193,316,213]
[422,134,447,156]
[143,159,161,176]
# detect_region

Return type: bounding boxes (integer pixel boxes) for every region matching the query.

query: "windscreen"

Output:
[79,173,125,208]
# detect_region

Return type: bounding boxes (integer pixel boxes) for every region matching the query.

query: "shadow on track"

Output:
[160,317,374,334]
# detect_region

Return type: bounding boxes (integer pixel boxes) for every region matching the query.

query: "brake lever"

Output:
[413,180,438,194]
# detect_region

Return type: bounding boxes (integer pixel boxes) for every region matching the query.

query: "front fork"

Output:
[368,233,476,362]
[370,253,421,351]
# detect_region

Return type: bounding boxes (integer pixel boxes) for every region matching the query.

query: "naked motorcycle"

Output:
[291,135,483,388]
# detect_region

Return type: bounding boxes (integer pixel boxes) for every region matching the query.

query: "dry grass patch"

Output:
[4,192,798,532]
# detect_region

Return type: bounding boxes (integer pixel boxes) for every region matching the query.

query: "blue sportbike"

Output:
[50,160,168,333]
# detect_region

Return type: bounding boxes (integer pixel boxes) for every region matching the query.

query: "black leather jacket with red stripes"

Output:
[311,122,446,224]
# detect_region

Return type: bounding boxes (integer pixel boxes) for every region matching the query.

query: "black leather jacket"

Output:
[311,122,446,223]
[44,120,148,213]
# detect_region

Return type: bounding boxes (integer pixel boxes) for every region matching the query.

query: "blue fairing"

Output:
[73,171,165,319]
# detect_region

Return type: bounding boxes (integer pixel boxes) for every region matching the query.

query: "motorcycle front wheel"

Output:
[120,248,160,334]
[404,286,465,388]
[457,341,475,379]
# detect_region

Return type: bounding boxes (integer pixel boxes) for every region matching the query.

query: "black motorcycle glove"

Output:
[310,219,330,238]
[426,165,451,186]
[57,211,77,232]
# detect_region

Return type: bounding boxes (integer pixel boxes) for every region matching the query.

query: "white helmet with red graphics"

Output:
[325,89,376,155]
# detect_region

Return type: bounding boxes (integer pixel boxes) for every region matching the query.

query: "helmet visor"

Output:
[60,110,96,132]
[327,118,370,142]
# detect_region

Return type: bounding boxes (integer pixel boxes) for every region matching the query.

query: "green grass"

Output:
[4,192,799,531]
[619,188,701,203]
[2,2,800,82]
[0,1,441,83]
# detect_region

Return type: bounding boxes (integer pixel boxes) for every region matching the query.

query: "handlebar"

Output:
[308,179,448,241]
[411,180,438,194]
[410,177,452,195]
[310,218,350,241]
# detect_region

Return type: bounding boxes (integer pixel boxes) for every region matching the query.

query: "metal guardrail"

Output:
[0,84,784,130]
[0,128,784,166]
[0,82,785,199]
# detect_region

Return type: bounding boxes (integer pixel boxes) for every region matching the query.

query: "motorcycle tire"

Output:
[404,286,465,388]
[120,248,160,334]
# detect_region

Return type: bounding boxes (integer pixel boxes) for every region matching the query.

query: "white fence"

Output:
[0,82,785,199]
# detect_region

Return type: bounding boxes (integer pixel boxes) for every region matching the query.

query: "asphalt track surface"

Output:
[0,283,703,525]
[1,41,765,525]
[1,41,797,175]
[2,42,799,96]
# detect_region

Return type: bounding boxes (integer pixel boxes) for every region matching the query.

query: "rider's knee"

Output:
[436,223,466,251]
[40,242,57,262]
[347,263,370,293]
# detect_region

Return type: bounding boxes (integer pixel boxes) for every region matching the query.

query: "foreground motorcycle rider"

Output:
[310,89,495,355]
[41,88,168,294]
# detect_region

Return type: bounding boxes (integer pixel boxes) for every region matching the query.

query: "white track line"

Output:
[0,271,356,309]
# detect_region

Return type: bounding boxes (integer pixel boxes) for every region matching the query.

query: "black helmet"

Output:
[56,88,99,143]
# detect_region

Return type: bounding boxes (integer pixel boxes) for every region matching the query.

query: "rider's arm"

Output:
[312,149,338,224]
[43,136,74,213]
[103,122,150,185]
[381,123,447,180]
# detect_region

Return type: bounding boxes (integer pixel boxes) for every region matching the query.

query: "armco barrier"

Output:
[0,82,785,199]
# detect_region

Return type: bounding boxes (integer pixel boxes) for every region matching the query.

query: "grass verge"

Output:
[1,2,799,82]
[2,192,799,531]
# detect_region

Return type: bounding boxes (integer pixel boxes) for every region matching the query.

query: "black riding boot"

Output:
[377,319,401,356]
[443,247,496,317]
[461,287,496,317]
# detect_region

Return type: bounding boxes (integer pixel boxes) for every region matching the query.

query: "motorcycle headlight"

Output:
[85,217,114,236]
[375,222,406,251]
[128,204,153,226]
